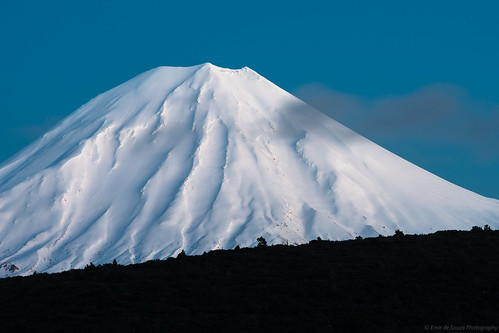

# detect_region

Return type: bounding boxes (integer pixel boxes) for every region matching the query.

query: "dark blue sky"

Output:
[1,1,498,198]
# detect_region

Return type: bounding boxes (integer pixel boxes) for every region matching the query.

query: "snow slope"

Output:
[1,63,498,276]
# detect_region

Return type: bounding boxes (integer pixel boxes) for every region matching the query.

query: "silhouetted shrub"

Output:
[112,259,118,266]
[257,236,267,247]
[484,225,492,232]
[355,236,363,240]
[471,226,483,232]
[394,229,404,237]
[177,250,186,258]
[84,262,95,270]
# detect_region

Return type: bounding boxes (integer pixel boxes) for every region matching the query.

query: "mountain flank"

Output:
[1,63,499,276]
[1,228,497,332]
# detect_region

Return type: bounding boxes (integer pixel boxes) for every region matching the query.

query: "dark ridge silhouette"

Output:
[0,228,498,332]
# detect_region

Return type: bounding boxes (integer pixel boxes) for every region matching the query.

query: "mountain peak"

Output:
[1,65,498,276]
[144,63,250,79]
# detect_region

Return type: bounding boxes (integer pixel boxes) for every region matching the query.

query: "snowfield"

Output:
[1,63,498,276]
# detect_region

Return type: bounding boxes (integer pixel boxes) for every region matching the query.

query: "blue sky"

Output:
[1,1,498,198]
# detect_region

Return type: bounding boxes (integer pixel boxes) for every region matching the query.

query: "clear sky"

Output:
[1,1,498,198]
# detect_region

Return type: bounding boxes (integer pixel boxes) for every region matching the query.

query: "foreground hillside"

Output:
[0,228,498,332]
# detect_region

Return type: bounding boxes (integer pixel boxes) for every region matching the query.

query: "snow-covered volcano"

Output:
[1,63,498,276]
